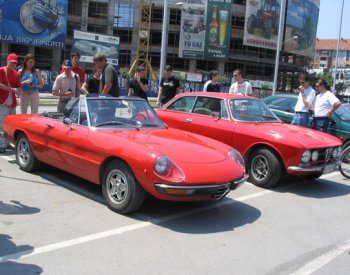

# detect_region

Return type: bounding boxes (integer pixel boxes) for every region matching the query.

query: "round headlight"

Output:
[154,155,170,175]
[311,150,319,161]
[302,150,311,163]
[228,148,245,170]
[333,148,338,158]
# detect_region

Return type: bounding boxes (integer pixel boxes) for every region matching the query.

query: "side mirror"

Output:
[63,117,72,126]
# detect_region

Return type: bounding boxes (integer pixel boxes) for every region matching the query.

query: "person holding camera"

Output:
[128,66,148,100]
[19,53,43,114]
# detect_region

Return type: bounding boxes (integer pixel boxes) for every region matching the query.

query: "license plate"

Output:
[323,163,336,174]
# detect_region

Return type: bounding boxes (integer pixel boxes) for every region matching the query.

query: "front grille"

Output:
[213,184,230,200]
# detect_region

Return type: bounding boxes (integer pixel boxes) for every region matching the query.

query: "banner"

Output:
[205,0,232,59]
[243,0,280,50]
[0,0,67,48]
[179,0,207,59]
[72,30,120,66]
[284,0,320,58]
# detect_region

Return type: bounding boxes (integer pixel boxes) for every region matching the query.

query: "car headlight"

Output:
[154,155,185,182]
[311,150,319,161]
[154,155,170,175]
[302,150,311,163]
[228,148,245,171]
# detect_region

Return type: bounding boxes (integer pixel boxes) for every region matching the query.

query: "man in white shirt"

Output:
[291,73,315,127]
[228,69,252,96]
[312,79,341,132]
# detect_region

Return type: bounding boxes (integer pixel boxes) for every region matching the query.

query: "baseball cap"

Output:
[7,53,18,64]
[62,59,72,68]
[165,65,173,71]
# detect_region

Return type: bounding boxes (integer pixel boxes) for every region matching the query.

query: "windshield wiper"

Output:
[94,120,140,130]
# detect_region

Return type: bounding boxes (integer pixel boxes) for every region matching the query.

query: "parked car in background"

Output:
[3,95,247,214]
[263,94,350,150]
[157,92,342,188]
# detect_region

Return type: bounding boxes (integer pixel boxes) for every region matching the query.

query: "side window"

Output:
[167,96,196,112]
[65,98,80,124]
[79,99,88,126]
[193,97,225,117]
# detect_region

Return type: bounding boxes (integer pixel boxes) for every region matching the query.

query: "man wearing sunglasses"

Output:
[291,73,315,127]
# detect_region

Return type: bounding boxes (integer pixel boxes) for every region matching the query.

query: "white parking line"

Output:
[291,239,350,275]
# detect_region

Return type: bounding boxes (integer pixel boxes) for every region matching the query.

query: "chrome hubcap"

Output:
[107,170,128,204]
[251,155,269,181]
[18,139,30,165]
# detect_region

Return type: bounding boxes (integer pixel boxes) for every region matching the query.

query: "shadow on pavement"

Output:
[0,200,40,215]
[0,234,43,274]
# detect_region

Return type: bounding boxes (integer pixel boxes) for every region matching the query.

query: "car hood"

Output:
[108,128,229,164]
[240,122,342,148]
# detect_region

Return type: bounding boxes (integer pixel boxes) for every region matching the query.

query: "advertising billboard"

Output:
[72,30,120,66]
[0,0,67,48]
[205,0,232,59]
[179,0,207,59]
[284,0,320,58]
[243,0,281,50]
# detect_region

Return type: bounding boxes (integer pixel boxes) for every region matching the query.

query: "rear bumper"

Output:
[155,174,248,200]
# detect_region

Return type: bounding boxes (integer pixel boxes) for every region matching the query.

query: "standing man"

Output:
[0,53,22,153]
[61,52,85,85]
[128,65,148,100]
[93,53,119,97]
[203,70,221,92]
[312,79,341,132]
[291,73,315,127]
[229,69,252,96]
[52,60,81,112]
[157,65,181,107]
[81,69,101,94]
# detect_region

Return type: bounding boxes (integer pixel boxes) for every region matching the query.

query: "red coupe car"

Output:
[156,92,343,188]
[3,95,247,214]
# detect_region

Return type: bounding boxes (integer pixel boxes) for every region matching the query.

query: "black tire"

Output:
[341,141,350,163]
[303,173,322,181]
[339,146,350,179]
[102,160,145,214]
[247,15,256,34]
[248,148,281,188]
[15,133,40,172]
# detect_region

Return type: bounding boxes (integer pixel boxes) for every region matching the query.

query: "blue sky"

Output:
[317,0,350,39]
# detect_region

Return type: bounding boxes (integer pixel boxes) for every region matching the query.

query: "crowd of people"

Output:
[0,51,342,153]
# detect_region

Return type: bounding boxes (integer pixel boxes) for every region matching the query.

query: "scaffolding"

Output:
[128,0,156,79]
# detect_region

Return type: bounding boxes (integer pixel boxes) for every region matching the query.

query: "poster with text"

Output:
[0,0,67,48]
[284,0,320,58]
[243,0,280,50]
[205,0,232,60]
[179,0,207,59]
[72,30,120,66]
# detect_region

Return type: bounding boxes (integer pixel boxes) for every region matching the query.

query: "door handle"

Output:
[185,118,192,123]
[46,123,55,129]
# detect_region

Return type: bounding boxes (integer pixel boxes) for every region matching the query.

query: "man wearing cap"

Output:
[60,52,85,85]
[0,53,22,153]
[52,60,81,112]
[157,65,181,107]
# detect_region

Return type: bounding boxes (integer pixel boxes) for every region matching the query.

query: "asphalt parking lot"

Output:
[1,152,350,274]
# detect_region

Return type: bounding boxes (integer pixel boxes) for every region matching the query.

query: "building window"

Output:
[88,1,108,18]
[152,8,163,23]
[68,0,82,16]
[119,50,131,68]
[35,48,54,70]
[150,30,162,45]
[169,8,181,25]
[8,44,29,58]
[87,24,107,34]
[114,4,134,28]
[114,29,132,44]
[196,60,217,73]
[67,22,81,37]
[168,31,180,48]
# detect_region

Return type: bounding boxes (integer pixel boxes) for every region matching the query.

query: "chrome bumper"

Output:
[287,160,340,173]
[155,174,248,200]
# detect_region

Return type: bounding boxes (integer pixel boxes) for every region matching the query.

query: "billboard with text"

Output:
[0,0,67,48]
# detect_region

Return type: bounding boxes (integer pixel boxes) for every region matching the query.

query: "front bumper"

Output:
[155,174,248,200]
[287,160,340,173]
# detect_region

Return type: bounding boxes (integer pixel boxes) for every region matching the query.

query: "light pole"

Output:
[272,0,287,95]
[159,1,183,81]
[332,0,345,93]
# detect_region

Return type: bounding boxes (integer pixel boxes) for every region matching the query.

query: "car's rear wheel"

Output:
[102,160,145,214]
[248,148,281,188]
[15,133,40,172]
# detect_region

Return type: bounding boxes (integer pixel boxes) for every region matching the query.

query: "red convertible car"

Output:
[157,92,342,188]
[3,95,246,214]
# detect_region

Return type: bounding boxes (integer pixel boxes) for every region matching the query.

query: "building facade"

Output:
[0,0,312,89]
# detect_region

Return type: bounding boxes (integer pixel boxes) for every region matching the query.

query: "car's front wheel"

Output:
[248,148,281,188]
[102,160,145,214]
[15,133,40,172]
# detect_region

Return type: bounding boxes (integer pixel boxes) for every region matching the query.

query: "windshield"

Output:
[229,98,280,122]
[86,98,165,129]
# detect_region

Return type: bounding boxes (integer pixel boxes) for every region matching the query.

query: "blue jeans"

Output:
[291,112,310,127]
[312,117,329,132]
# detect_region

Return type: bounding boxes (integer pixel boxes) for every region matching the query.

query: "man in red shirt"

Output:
[60,52,85,85]
[0,53,22,152]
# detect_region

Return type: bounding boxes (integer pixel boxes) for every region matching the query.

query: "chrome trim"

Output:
[287,160,340,172]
